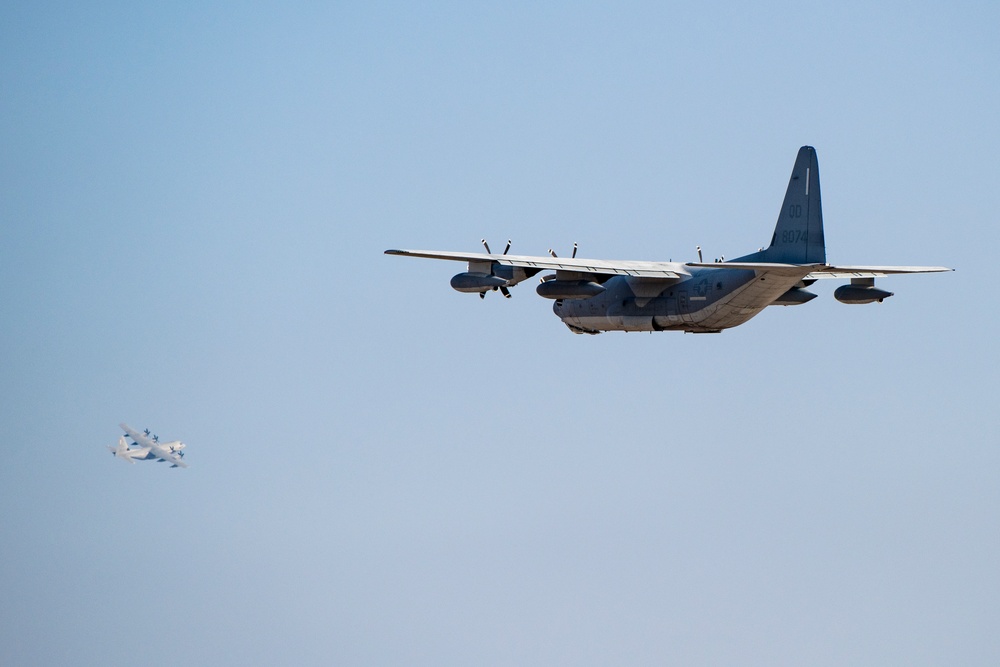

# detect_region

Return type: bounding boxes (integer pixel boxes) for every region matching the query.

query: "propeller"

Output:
[143,429,151,437]
[548,243,578,259]
[152,435,159,443]
[482,239,512,255]
[478,239,514,298]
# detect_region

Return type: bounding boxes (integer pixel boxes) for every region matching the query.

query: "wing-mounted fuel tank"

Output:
[834,277,894,304]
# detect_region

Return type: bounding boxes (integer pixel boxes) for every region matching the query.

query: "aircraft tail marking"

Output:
[764,146,826,264]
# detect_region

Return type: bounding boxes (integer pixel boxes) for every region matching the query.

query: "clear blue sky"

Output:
[2,2,998,665]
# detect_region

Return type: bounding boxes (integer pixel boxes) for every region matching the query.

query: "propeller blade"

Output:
[548,249,557,258]
[572,243,578,259]
[503,240,511,255]
[479,292,486,299]
[481,239,491,254]
[499,286,511,298]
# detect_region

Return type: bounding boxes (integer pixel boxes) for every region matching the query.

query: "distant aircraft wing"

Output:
[152,447,188,468]
[685,262,952,279]
[165,455,188,468]
[386,249,682,279]
[120,423,151,446]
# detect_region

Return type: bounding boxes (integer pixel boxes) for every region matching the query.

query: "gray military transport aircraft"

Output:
[386,147,951,334]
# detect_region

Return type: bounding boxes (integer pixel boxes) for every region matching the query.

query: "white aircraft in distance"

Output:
[386,146,952,334]
[110,423,188,468]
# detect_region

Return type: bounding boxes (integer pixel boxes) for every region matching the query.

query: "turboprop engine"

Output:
[834,278,894,304]
[448,240,537,298]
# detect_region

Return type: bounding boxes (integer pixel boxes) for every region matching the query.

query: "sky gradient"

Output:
[2,2,998,665]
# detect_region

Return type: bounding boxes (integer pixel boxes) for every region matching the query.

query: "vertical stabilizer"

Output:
[765,146,826,264]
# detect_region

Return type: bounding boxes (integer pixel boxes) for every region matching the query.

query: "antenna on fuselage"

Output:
[696,246,703,262]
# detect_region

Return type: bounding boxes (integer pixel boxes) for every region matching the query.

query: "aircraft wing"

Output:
[120,423,151,446]
[162,453,188,468]
[149,445,188,468]
[685,262,952,279]
[386,249,683,279]
[802,265,954,279]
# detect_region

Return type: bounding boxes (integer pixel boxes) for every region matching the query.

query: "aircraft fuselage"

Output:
[553,268,805,333]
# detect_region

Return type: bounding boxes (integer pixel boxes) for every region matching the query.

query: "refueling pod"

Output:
[772,287,818,306]
[450,272,507,293]
[834,278,893,304]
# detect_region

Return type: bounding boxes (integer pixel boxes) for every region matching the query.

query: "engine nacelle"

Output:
[834,285,894,304]
[450,272,507,293]
[536,280,606,300]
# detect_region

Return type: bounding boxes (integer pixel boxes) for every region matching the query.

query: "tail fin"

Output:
[764,146,826,264]
[110,436,136,463]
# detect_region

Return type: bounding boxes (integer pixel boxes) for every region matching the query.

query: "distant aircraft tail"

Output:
[757,146,826,264]
[109,436,136,464]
